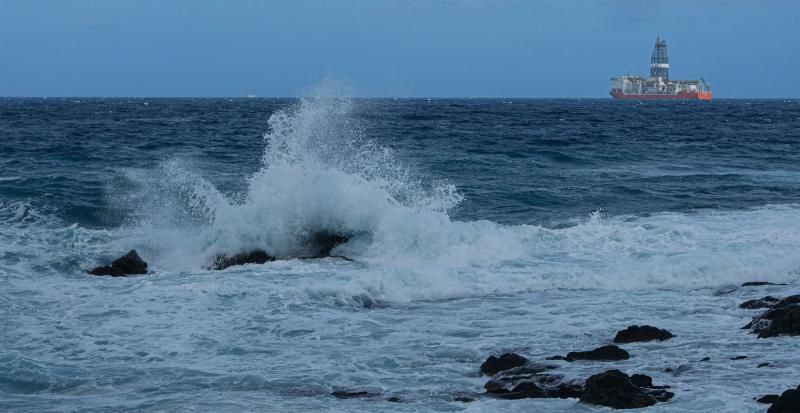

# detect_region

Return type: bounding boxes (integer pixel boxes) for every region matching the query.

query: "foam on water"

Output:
[3,90,799,307]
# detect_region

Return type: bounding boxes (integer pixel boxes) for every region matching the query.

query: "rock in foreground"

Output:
[480,353,529,376]
[613,325,674,343]
[564,345,629,362]
[88,250,148,276]
[580,370,673,409]
[740,296,781,309]
[767,386,800,413]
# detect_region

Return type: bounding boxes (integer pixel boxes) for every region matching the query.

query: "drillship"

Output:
[610,37,712,100]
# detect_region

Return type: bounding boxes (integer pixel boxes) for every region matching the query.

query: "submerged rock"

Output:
[480,353,529,376]
[331,390,379,399]
[580,370,673,409]
[302,231,352,258]
[88,250,148,276]
[207,231,353,270]
[484,372,583,400]
[767,386,800,413]
[209,249,276,270]
[758,394,781,404]
[744,295,800,338]
[740,296,781,309]
[742,281,785,287]
[613,325,674,343]
[564,345,630,362]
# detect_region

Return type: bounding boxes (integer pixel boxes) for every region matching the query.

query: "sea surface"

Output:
[2,94,800,412]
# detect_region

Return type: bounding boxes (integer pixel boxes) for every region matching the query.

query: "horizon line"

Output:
[1,96,797,100]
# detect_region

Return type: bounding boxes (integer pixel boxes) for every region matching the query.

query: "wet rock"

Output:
[663,364,691,376]
[485,372,584,400]
[303,231,352,258]
[208,249,275,270]
[480,353,529,376]
[758,362,772,368]
[332,390,379,399]
[88,250,148,276]
[732,355,748,360]
[452,395,475,403]
[700,357,711,362]
[745,295,800,338]
[500,382,548,399]
[742,281,785,287]
[564,345,630,362]
[613,325,674,343]
[758,394,781,404]
[768,386,800,413]
[580,369,673,409]
[740,296,781,309]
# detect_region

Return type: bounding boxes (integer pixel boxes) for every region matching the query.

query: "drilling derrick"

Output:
[650,37,669,80]
[609,36,711,100]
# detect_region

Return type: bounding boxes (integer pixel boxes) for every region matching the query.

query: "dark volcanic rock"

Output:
[480,353,529,376]
[740,296,781,309]
[485,372,584,400]
[768,386,800,413]
[613,325,674,343]
[742,281,785,287]
[581,370,673,409]
[209,249,276,270]
[745,295,800,338]
[332,390,378,399]
[565,345,630,362]
[88,250,148,276]
[758,394,781,404]
[303,231,352,258]
[500,382,548,399]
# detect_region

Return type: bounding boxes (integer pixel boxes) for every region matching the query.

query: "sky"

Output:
[1,0,798,98]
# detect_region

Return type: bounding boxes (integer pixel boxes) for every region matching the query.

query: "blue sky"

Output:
[1,0,798,98]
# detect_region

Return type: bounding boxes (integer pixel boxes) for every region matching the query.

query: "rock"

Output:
[613,325,674,343]
[208,249,276,270]
[758,362,772,368]
[480,353,529,376]
[580,369,673,409]
[485,372,584,400]
[732,355,748,360]
[663,364,691,376]
[768,386,800,413]
[453,395,475,403]
[88,250,148,276]
[332,390,378,399]
[758,394,781,404]
[700,357,711,362]
[740,296,781,309]
[501,382,548,399]
[565,345,630,362]
[629,374,652,388]
[302,231,352,258]
[745,295,800,338]
[742,281,785,287]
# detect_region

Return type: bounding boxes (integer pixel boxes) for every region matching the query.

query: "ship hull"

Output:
[610,90,712,100]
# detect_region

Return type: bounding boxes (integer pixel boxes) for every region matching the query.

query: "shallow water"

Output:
[2,94,800,412]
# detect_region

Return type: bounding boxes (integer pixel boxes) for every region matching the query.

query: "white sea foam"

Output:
[86,84,800,303]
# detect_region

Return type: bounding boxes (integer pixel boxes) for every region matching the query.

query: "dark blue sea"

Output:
[2,94,800,412]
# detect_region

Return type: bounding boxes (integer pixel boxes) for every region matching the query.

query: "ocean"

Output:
[2,95,800,412]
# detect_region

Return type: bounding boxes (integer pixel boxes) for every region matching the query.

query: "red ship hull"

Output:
[610,90,712,100]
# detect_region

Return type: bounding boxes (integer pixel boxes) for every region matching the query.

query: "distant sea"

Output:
[2,96,800,412]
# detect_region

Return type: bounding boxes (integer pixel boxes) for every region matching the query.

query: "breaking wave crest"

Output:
[118,83,464,270]
[4,85,800,304]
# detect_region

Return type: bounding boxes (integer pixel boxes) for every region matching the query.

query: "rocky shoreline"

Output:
[86,251,798,410]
